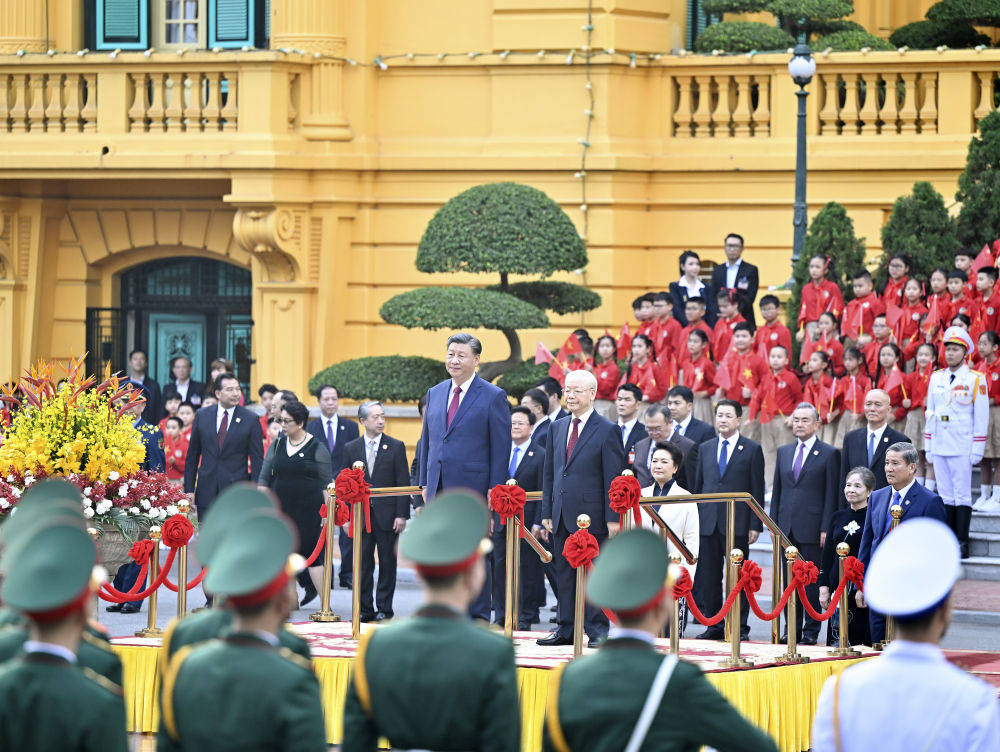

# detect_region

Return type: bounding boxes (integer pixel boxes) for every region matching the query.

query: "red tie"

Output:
[218,410,229,449]
[566,418,581,461]
[446,385,462,428]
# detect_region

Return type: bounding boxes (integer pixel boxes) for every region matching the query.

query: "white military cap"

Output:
[865,518,961,619]
[942,326,974,353]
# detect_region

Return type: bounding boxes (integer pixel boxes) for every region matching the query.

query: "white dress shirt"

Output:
[509,438,531,474]
[23,641,77,663]
[450,374,476,408]
[791,434,818,466]
[677,276,706,300]
[216,404,235,432]
[174,380,191,401]
[725,259,743,289]
[548,406,563,423]
[717,432,741,463]
[673,414,693,438]
[617,417,638,447]
[867,423,888,455]
[568,408,595,435]
[889,478,917,506]
[323,414,339,439]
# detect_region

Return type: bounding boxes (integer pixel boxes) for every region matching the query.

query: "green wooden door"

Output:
[149,312,207,387]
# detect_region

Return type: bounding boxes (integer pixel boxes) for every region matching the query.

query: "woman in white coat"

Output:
[641,440,700,635]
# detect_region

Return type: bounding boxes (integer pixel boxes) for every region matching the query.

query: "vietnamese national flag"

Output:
[924,295,939,334]
[535,342,554,365]
[559,333,584,362]
[715,350,733,391]
[844,303,865,341]
[617,323,632,360]
[548,359,567,384]
[885,367,905,394]
[885,303,904,329]
[972,244,994,273]
[800,334,817,364]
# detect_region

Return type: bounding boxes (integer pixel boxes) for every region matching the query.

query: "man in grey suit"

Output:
[631,404,697,491]
[770,403,841,644]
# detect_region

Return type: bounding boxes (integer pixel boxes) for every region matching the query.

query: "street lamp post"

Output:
[788,44,816,275]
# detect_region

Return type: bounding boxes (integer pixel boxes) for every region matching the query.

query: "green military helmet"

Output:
[2,518,98,616]
[586,528,671,615]
[204,509,299,604]
[0,478,82,546]
[197,483,276,568]
[400,489,491,577]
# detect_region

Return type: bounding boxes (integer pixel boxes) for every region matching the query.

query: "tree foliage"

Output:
[485,281,602,315]
[693,21,795,52]
[416,182,587,275]
[380,287,549,331]
[877,182,958,285]
[814,29,894,50]
[766,0,855,38]
[307,356,448,403]
[956,112,1000,249]
[494,359,551,401]
[926,0,1000,27]
[888,19,989,48]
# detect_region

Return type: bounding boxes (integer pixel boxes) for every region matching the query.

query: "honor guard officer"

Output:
[543,529,778,752]
[0,518,128,752]
[158,508,327,752]
[159,484,310,674]
[0,479,123,686]
[341,489,520,752]
[812,518,1000,751]
[924,326,989,558]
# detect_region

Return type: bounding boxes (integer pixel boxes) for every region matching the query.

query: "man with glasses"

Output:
[710,232,760,328]
[630,404,697,491]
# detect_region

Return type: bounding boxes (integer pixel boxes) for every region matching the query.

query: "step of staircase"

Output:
[972,511,1000,535]
[961,557,1000,581]
[970,532,1000,558]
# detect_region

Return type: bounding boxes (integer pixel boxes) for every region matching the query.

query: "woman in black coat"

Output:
[669,250,717,327]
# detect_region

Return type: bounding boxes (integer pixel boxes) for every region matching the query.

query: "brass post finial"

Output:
[621,469,634,477]
[669,552,682,564]
[729,548,744,565]
[889,504,903,520]
[577,514,591,529]
[506,478,518,485]
[785,545,799,561]
[352,460,366,470]
[149,526,162,541]
[835,541,850,557]
[178,499,190,516]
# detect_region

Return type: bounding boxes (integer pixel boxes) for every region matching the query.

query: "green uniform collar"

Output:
[414,604,466,621]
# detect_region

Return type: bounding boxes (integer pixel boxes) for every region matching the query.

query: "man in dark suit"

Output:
[492,406,546,629]
[693,399,765,640]
[858,442,947,643]
[161,355,204,411]
[839,389,909,509]
[614,383,648,462]
[418,332,512,621]
[710,232,760,329]
[770,403,841,644]
[631,404,697,492]
[307,383,360,588]
[665,385,716,445]
[538,377,570,424]
[127,348,163,425]
[342,401,410,622]
[184,373,264,516]
[521,388,551,449]
[537,370,626,647]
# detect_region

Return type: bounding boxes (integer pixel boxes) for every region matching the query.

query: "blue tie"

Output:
[508,446,520,479]
[621,424,628,446]
[867,432,875,466]
[718,439,729,478]
[884,490,901,536]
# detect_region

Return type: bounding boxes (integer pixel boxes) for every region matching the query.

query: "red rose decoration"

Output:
[740,559,763,594]
[562,529,600,570]
[334,497,350,527]
[844,556,865,589]
[161,514,194,549]
[608,474,642,527]
[792,558,819,587]
[489,484,527,537]
[672,567,693,600]
[128,538,156,565]
[334,467,371,535]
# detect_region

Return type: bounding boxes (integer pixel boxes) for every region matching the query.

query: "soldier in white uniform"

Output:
[812,518,1000,752]
[924,326,989,559]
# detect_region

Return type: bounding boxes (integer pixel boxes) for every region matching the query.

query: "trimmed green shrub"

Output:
[765,0,856,39]
[694,21,795,52]
[494,359,550,401]
[416,183,587,276]
[814,29,894,50]
[484,281,601,315]
[877,181,958,285]
[307,356,448,403]
[702,0,767,14]
[888,19,989,49]
[956,112,1000,249]
[380,287,549,331]
[926,0,1000,27]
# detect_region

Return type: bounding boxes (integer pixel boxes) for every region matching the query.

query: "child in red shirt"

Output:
[649,292,683,366]
[976,331,1000,508]
[748,344,802,491]
[874,342,907,430]
[881,253,911,307]
[754,294,793,362]
[896,277,928,351]
[797,254,844,342]
[803,350,836,443]
[801,312,845,374]
[843,270,885,347]
[163,415,188,482]
[680,329,717,425]
[903,343,936,486]
[632,294,656,338]
[947,268,976,323]
[622,334,668,404]
[681,298,714,359]
[955,248,978,298]
[924,267,949,333]
[973,267,1000,339]
[592,334,621,401]
[832,346,872,447]
[862,314,895,376]
[713,291,746,360]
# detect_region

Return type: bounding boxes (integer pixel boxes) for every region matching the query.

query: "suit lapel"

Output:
[871,433,893,469]
[219,408,240,452]
[721,438,743,480]
[793,442,821,484]
[566,415,600,469]
[444,377,483,437]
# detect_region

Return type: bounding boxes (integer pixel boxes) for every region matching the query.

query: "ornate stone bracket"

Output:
[232,207,304,283]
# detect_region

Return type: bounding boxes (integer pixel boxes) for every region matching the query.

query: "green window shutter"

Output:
[95,0,149,50]
[209,0,255,48]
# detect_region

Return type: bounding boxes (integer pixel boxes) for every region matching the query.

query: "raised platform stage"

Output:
[112,622,877,752]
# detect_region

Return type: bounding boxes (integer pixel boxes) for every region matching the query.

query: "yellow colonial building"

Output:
[0,0,998,413]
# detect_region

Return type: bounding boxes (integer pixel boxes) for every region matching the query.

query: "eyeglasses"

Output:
[279,417,298,425]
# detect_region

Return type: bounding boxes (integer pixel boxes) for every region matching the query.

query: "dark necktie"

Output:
[793,442,805,481]
[566,418,581,461]
[718,438,729,478]
[218,410,228,449]
[867,432,875,465]
[446,386,461,428]
[950,372,956,384]
[326,420,336,454]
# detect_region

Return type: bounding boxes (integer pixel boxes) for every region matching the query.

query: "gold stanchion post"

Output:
[881,503,903,648]
[310,482,341,623]
[720,549,752,668]
[777,546,808,664]
[668,553,681,652]
[503,478,519,639]
[572,514,591,659]
[829,542,860,658]
[136,526,163,637]
[771,535,782,645]
[351,461,365,641]
[723,498,736,642]
[176,500,190,618]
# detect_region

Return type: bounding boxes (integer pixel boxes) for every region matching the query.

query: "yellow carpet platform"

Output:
[112,622,873,752]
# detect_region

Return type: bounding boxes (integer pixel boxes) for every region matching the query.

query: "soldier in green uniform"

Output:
[543,528,778,752]
[159,483,310,678]
[0,479,124,686]
[0,517,128,751]
[158,507,327,752]
[341,489,520,752]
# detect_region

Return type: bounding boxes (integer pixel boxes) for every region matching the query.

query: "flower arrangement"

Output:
[0,357,180,537]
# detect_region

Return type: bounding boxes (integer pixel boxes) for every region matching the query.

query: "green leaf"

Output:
[926,0,1000,27]
[888,19,990,48]
[813,29,894,50]
[877,181,958,286]
[956,112,1000,248]
[694,22,795,53]
[494,359,551,401]
[486,281,601,315]
[380,287,549,330]
[308,356,449,403]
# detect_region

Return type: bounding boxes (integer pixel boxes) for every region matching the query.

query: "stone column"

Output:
[0,0,47,53]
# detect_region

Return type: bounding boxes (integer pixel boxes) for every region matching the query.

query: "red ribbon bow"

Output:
[335,467,371,537]
[320,498,351,527]
[740,559,763,594]
[562,529,600,570]
[672,567,693,600]
[128,538,156,565]
[489,484,527,538]
[792,559,819,587]
[608,475,643,528]
[844,556,865,590]
[161,515,194,549]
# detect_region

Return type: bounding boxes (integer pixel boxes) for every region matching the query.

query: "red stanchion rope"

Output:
[162,567,207,592]
[743,559,801,621]
[98,548,177,603]
[608,475,643,528]
[489,484,527,539]
[335,468,371,537]
[302,522,328,568]
[796,557,865,622]
[671,565,754,627]
[562,529,618,624]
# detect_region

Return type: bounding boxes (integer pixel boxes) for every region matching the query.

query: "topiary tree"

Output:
[693,21,795,52]
[888,19,989,49]
[956,112,1000,249]
[494,360,550,401]
[765,0,856,40]
[814,28,894,50]
[695,0,866,53]
[926,0,1000,31]
[307,356,448,403]
[876,181,958,286]
[787,202,866,336]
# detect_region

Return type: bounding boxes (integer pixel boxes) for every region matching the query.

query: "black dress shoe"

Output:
[740,630,751,641]
[375,612,390,622]
[799,635,818,646]
[517,623,533,631]
[120,603,140,614]
[536,633,573,647]
[300,582,318,607]
[549,616,558,623]
[105,603,123,613]
[339,579,352,590]
[359,614,376,623]
[587,635,606,649]
[778,634,788,644]
[695,628,724,640]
